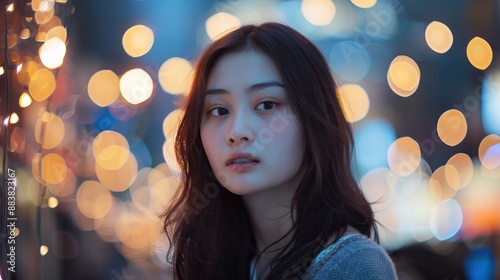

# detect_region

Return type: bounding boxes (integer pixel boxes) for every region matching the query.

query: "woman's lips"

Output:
[225,153,260,172]
[226,160,259,172]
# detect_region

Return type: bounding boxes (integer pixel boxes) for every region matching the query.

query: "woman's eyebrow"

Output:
[248,81,285,92]
[205,81,285,96]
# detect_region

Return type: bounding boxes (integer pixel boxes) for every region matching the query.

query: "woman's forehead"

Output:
[207,51,282,89]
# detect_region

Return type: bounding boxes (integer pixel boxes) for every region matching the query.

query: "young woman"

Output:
[163,22,397,279]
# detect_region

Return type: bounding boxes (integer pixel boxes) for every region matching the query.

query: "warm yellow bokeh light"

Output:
[16,60,39,86]
[39,37,66,69]
[9,113,19,124]
[96,145,130,171]
[28,68,56,101]
[425,21,453,54]
[45,26,67,42]
[34,112,65,149]
[359,168,395,211]
[6,3,13,12]
[9,127,26,153]
[131,186,153,214]
[96,152,137,192]
[35,8,54,24]
[40,245,49,256]
[122,25,154,58]
[7,33,18,49]
[151,176,180,213]
[48,197,59,208]
[429,166,457,201]
[48,168,76,197]
[158,57,193,95]
[467,37,493,70]
[338,84,370,123]
[163,109,184,174]
[437,109,467,146]
[20,28,30,40]
[36,31,47,42]
[350,0,377,8]
[388,55,421,97]
[116,213,152,249]
[32,0,55,12]
[478,134,500,169]
[163,109,184,139]
[205,12,241,40]
[93,130,129,166]
[38,15,61,34]
[387,136,421,176]
[41,153,67,184]
[163,140,180,174]
[88,70,120,107]
[445,153,473,190]
[19,92,32,107]
[119,68,153,105]
[0,66,4,75]
[302,0,336,26]
[76,180,113,219]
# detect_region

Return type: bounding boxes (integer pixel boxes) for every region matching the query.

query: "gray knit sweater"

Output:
[304,233,397,280]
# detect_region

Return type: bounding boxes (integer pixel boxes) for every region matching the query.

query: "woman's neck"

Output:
[242,183,297,276]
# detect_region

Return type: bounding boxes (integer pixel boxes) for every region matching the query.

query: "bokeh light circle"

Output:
[122,25,154,58]
[429,166,457,201]
[205,12,241,40]
[478,134,500,169]
[387,55,420,97]
[429,199,463,241]
[35,8,55,25]
[158,57,193,95]
[88,70,120,107]
[39,37,66,69]
[425,21,453,54]
[350,0,377,8]
[29,68,56,101]
[387,136,421,176]
[41,153,67,184]
[76,180,113,219]
[119,68,153,105]
[445,153,473,190]
[93,130,130,170]
[34,111,65,149]
[301,0,336,26]
[466,37,493,70]
[338,84,370,123]
[19,92,32,108]
[437,109,467,146]
[45,26,67,42]
[96,152,138,192]
[162,109,184,139]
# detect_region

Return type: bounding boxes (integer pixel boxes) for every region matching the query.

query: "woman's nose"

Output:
[226,109,255,145]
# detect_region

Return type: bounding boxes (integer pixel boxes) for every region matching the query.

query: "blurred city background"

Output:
[0,0,499,279]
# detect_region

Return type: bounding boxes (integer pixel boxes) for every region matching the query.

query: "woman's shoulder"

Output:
[305,233,397,280]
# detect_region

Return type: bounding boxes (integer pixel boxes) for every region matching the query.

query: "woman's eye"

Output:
[256,101,277,111]
[209,107,229,116]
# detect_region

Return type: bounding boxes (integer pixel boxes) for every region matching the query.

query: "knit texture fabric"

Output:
[304,233,397,280]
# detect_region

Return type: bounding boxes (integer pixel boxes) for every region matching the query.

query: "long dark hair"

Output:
[162,22,376,279]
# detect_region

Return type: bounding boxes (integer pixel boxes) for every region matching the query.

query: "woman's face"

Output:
[200,51,305,196]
